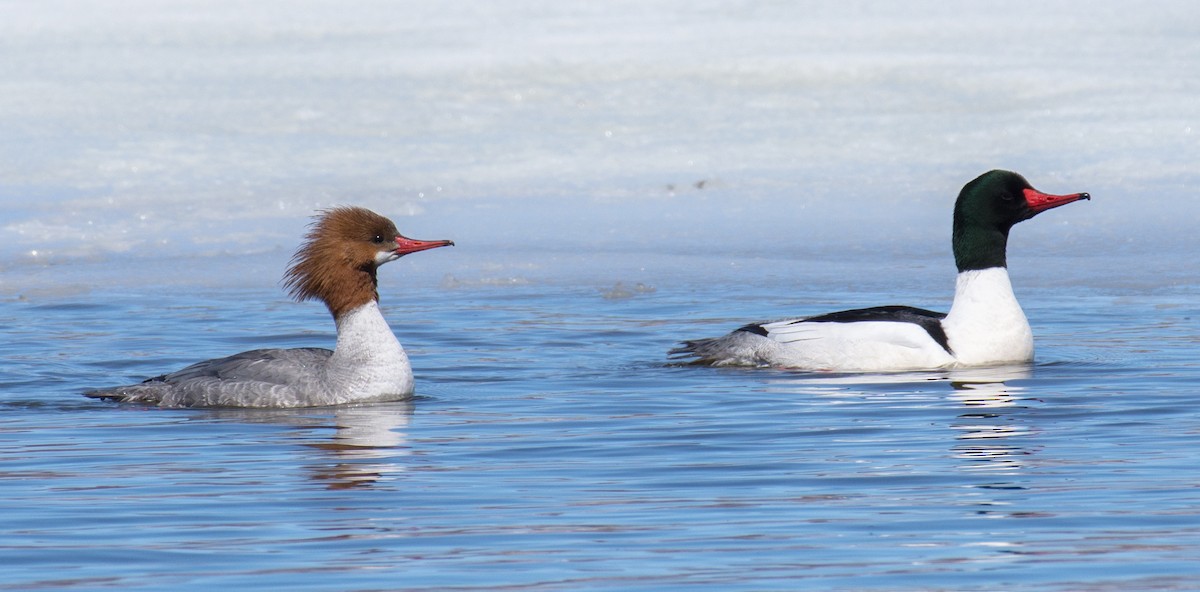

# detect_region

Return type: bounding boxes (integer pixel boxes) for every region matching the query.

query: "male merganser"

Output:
[669,170,1089,371]
[85,206,453,407]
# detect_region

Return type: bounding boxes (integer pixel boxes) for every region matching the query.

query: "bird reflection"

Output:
[760,365,1038,476]
[760,364,1046,533]
[307,401,414,489]
[199,400,414,489]
[947,366,1035,476]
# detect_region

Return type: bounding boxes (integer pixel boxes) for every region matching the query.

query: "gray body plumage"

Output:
[87,348,335,407]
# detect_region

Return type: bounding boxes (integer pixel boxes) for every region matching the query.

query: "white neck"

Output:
[326,300,413,401]
[942,267,1034,366]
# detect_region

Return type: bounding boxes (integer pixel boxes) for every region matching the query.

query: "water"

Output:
[3,1,1200,590]
[5,254,1198,590]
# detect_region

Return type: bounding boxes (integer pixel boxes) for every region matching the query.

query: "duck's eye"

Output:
[371,234,386,244]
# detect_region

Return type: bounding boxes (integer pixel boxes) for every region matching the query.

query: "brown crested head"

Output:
[282,206,454,318]
[282,207,403,318]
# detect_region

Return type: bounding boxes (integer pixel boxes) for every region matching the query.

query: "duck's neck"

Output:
[942,267,1034,365]
[952,225,1010,272]
[332,300,405,362]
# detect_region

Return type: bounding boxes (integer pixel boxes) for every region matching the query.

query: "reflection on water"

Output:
[946,366,1037,538]
[763,365,1039,477]
[947,366,1035,477]
[760,364,1032,392]
[201,401,414,489]
[946,365,1032,395]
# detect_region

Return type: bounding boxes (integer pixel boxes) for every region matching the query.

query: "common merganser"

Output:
[669,170,1089,371]
[85,206,453,407]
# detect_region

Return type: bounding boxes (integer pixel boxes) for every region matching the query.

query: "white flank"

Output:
[762,319,955,371]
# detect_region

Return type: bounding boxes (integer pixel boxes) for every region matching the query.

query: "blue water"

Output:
[3,246,1199,590]
[3,0,1200,589]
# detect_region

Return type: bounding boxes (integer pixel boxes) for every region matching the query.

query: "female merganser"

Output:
[670,170,1089,371]
[85,206,454,407]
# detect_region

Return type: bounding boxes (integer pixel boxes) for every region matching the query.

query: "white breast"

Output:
[941,268,1034,366]
[326,301,414,401]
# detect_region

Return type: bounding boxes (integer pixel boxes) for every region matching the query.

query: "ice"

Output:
[0,0,1196,290]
